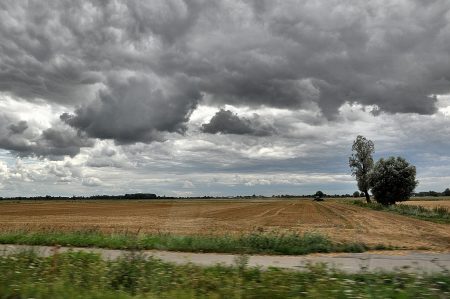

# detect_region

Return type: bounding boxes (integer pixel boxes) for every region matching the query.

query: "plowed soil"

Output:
[1,200,449,250]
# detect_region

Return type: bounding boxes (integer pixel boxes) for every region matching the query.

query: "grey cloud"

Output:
[100,147,116,157]
[8,121,28,135]
[38,127,94,158]
[62,75,201,144]
[0,1,205,105]
[86,159,119,168]
[201,109,276,136]
[0,0,449,150]
[0,114,93,159]
[154,0,449,116]
[85,145,130,168]
[127,0,207,44]
[0,2,102,104]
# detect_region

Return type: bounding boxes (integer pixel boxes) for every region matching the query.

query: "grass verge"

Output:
[350,200,450,224]
[0,250,449,299]
[0,230,369,255]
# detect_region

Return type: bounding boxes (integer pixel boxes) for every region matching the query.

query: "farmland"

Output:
[402,200,450,210]
[0,199,449,250]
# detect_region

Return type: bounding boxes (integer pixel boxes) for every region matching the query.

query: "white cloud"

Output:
[82,177,103,187]
[0,160,8,175]
[183,180,195,188]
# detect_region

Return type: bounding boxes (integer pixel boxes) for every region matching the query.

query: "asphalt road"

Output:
[1,244,449,273]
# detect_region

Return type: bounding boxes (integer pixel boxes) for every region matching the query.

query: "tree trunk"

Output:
[364,191,372,203]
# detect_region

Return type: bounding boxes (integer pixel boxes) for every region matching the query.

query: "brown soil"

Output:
[0,200,449,250]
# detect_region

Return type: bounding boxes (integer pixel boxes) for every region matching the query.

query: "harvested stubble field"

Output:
[401,200,450,210]
[0,199,449,250]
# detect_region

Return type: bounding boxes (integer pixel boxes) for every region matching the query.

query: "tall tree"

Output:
[349,135,374,203]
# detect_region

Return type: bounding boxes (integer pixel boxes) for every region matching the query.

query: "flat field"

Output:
[401,200,450,210]
[0,199,449,250]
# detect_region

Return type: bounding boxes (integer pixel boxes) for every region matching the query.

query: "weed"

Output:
[0,250,448,298]
[0,230,370,255]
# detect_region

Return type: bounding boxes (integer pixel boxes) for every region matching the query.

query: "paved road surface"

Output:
[1,244,449,273]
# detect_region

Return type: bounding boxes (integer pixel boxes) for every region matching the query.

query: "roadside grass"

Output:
[350,200,450,224]
[0,250,449,299]
[0,230,369,255]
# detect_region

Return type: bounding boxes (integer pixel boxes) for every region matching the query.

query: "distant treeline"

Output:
[414,189,450,197]
[0,193,349,201]
[0,189,449,201]
[0,193,340,200]
[0,193,157,201]
[272,194,353,198]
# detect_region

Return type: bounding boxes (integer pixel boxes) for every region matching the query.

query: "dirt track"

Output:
[2,244,450,273]
[0,200,449,250]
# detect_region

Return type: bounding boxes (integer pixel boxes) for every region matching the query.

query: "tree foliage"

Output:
[369,157,418,205]
[314,191,324,198]
[444,188,450,196]
[349,135,374,203]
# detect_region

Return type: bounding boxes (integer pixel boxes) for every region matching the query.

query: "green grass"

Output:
[350,200,450,224]
[0,230,369,255]
[0,250,449,299]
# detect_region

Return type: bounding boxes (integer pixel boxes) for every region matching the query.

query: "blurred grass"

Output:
[350,200,450,224]
[0,230,369,254]
[0,250,448,298]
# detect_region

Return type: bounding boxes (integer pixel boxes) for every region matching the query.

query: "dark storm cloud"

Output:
[201,109,275,136]
[61,74,201,144]
[1,0,450,149]
[8,121,28,135]
[39,127,94,158]
[0,0,207,105]
[150,0,450,117]
[127,0,208,44]
[0,113,93,158]
[0,2,103,104]
[142,0,443,117]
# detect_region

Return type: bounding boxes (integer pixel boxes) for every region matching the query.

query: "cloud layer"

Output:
[2,1,450,132]
[0,1,450,195]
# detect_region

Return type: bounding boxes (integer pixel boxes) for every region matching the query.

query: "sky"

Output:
[0,0,450,197]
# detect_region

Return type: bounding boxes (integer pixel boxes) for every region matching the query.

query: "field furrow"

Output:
[0,199,449,250]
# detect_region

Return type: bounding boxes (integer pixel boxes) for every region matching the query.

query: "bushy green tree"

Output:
[315,190,324,198]
[349,135,374,203]
[352,191,360,198]
[369,157,418,205]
